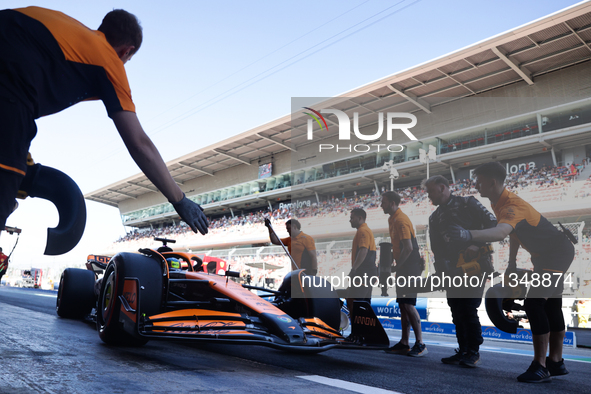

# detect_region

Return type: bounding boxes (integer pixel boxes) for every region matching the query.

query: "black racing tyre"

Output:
[97,252,163,346]
[56,268,95,319]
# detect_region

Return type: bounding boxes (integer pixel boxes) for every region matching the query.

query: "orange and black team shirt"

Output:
[281,231,316,269]
[0,252,8,273]
[352,222,376,273]
[388,209,421,267]
[492,188,566,257]
[0,7,135,119]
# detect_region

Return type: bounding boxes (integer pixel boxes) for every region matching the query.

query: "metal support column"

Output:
[450,166,456,184]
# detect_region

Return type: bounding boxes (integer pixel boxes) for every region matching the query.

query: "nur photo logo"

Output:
[303,107,418,153]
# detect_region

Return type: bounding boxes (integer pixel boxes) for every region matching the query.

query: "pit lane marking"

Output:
[415,338,591,364]
[31,293,57,298]
[298,375,403,394]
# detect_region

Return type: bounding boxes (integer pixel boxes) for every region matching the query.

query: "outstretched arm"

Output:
[445,223,512,243]
[470,223,513,242]
[112,111,208,234]
[112,111,183,203]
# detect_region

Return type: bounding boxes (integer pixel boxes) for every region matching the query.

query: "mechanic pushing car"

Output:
[0,7,208,240]
[444,162,575,383]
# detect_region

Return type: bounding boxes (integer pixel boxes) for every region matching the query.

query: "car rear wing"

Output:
[86,254,112,272]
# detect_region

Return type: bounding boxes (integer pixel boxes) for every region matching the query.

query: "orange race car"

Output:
[56,238,389,353]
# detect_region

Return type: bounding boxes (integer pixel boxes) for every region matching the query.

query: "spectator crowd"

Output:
[115,162,589,248]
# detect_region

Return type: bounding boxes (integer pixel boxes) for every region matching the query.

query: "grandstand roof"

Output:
[86,1,591,208]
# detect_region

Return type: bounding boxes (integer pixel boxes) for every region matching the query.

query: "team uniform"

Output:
[349,223,377,301]
[388,209,422,305]
[492,188,574,335]
[0,7,135,229]
[429,194,497,357]
[281,231,317,275]
[0,252,8,281]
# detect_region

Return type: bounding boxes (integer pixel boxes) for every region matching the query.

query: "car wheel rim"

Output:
[101,270,116,323]
[56,274,65,309]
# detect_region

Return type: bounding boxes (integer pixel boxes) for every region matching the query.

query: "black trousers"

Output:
[379,271,390,295]
[447,297,483,353]
[0,85,36,229]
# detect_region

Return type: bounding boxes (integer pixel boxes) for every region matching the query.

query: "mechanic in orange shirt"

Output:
[346,208,377,316]
[0,247,8,282]
[0,7,207,239]
[265,219,318,275]
[445,162,575,383]
[381,191,427,357]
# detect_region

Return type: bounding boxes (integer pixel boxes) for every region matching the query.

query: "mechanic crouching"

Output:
[423,175,497,368]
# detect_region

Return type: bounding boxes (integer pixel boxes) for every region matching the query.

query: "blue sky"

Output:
[2,0,584,268]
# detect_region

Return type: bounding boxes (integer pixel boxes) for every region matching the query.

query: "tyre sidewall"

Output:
[56,268,95,319]
[97,258,124,344]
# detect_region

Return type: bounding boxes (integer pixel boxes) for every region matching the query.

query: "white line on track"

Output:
[393,336,591,364]
[31,293,56,298]
[297,375,404,394]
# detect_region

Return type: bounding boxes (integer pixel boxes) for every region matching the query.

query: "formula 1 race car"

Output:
[56,238,389,353]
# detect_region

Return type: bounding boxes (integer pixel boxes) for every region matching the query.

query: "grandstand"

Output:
[88,3,591,294]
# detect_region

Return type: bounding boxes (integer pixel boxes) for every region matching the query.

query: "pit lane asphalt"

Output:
[1,286,590,394]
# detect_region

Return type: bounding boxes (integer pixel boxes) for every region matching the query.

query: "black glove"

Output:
[171,194,208,235]
[444,224,472,243]
[264,218,271,228]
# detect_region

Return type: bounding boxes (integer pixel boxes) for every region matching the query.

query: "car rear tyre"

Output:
[56,268,95,319]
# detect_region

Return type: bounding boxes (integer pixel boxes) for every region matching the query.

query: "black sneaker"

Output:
[460,351,480,368]
[546,358,569,376]
[517,361,551,383]
[408,342,428,357]
[441,349,464,365]
[384,342,410,354]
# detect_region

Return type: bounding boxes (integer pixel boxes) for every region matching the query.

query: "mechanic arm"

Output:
[506,235,520,273]
[464,198,498,260]
[352,247,368,271]
[264,218,281,245]
[469,223,513,242]
[308,249,318,271]
[112,111,208,234]
[395,238,413,270]
[112,111,183,203]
